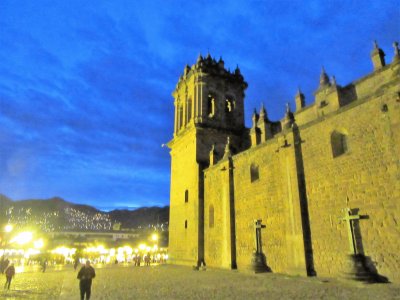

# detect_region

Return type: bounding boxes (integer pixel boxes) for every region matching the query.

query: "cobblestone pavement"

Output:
[0,264,399,299]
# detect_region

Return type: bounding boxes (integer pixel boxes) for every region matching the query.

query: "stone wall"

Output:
[168,129,201,265]
[170,48,400,282]
[203,60,400,281]
[300,87,400,281]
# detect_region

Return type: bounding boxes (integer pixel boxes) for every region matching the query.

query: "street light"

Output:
[1,224,13,256]
[4,224,13,233]
[34,239,44,249]
[10,232,33,245]
[151,233,158,242]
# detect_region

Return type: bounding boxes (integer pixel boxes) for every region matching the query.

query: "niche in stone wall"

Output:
[187,98,192,122]
[185,190,189,203]
[209,205,214,228]
[331,130,348,158]
[250,163,259,182]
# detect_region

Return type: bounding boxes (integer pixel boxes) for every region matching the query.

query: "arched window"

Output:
[331,130,348,158]
[185,220,188,229]
[185,190,189,203]
[225,96,235,113]
[250,163,259,182]
[207,94,215,117]
[209,205,214,228]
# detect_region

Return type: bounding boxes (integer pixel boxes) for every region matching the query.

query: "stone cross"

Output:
[341,207,361,255]
[254,219,266,254]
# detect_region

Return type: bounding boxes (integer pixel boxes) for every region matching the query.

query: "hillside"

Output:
[0,194,169,232]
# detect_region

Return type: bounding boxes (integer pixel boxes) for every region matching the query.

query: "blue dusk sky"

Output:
[0,1,399,211]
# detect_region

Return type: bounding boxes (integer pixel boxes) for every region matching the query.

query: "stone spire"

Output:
[319,66,330,88]
[183,64,190,77]
[295,87,305,111]
[234,65,241,76]
[218,56,225,69]
[252,108,259,128]
[196,53,203,64]
[223,136,232,159]
[209,143,217,166]
[393,41,400,62]
[259,103,267,121]
[371,40,386,70]
[282,103,294,130]
[331,75,337,86]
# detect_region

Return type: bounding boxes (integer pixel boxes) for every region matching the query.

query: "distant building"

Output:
[47,230,139,242]
[167,42,400,282]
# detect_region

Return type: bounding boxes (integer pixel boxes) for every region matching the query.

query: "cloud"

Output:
[0,0,399,209]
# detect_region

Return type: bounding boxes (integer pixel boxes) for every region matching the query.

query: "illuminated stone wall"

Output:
[170,46,400,282]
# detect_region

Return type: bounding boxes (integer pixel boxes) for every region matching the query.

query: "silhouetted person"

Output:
[4,263,15,290]
[0,257,4,273]
[136,254,141,266]
[1,258,9,274]
[77,260,95,300]
[74,259,80,271]
[41,259,48,273]
[145,254,150,266]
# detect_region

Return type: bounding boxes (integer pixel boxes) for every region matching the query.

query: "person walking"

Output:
[74,258,80,271]
[77,260,96,300]
[41,259,48,273]
[4,263,15,290]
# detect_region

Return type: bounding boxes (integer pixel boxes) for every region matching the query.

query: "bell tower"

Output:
[167,54,247,266]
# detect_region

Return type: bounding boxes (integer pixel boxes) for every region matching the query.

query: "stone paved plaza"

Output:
[0,264,399,299]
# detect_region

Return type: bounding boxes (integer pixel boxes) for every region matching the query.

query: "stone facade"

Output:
[167,43,400,282]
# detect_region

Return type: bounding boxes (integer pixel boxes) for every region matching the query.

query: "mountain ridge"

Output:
[0,194,169,231]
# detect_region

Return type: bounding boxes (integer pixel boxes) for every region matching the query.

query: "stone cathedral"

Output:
[167,42,400,282]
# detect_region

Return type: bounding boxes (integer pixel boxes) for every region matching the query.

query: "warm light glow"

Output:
[4,224,13,233]
[124,246,133,255]
[52,246,76,257]
[10,231,33,245]
[139,244,146,250]
[34,239,44,249]
[25,248,40,258]
[151,233,158,241]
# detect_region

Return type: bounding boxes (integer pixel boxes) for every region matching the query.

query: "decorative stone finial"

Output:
[295,87,305,111]
[260,102,265,113]
[209,143,217,166]
[371,40,386,70]
[223,136,232,159]
[282,103,294,130]
[218,56,225,69]
[196,53,203,64]
[393,41,400,62]
[235,65,241,75]
[285,102,291,114]
[259,103,267,120]
[252,108,259,127]
[184,64,190,77]
[331,75,337,86]
[319,66,330,88]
